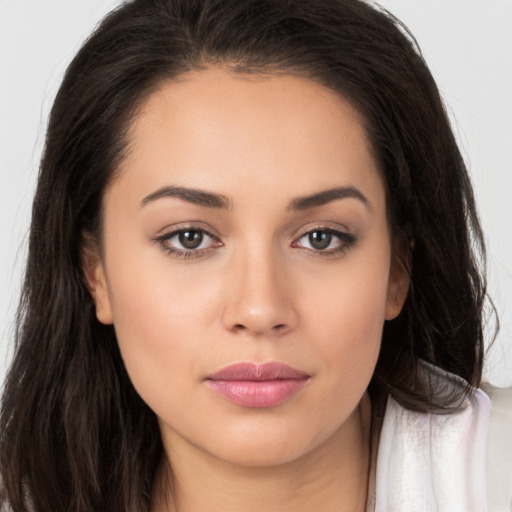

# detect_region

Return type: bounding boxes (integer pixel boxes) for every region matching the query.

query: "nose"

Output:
[221,245,299,338]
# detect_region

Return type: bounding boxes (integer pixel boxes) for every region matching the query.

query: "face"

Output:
[86,67,408,467]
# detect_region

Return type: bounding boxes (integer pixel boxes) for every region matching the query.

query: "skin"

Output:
[85,67,409,511]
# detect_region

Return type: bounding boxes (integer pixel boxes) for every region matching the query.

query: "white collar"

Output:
[373,365,491,512]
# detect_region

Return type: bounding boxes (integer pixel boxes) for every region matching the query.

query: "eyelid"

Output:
[291,224,357,255]
[154,221,220,239]
[153,223,223,259]
[290,221,351,241]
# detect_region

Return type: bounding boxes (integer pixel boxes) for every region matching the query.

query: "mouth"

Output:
[206,362,310,408]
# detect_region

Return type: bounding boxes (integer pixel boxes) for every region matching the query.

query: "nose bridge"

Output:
[222,238,297,336]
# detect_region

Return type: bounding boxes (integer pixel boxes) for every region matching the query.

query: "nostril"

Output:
[230,323,288,334]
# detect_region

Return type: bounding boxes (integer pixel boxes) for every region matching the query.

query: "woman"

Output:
[1,0,510,511]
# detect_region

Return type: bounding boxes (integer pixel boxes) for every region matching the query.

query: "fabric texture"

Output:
[483,383,512,512]
[369,364,512,512]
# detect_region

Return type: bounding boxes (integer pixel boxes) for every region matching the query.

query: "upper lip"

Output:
[207,362,310,381]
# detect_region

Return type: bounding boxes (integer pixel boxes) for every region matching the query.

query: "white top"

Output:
[367,365,512,512]
[483,383,512,512]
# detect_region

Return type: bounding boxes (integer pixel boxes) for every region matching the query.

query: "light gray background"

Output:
[1,0,511,386]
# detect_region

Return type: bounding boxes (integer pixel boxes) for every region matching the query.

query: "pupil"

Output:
[179,230,203,249]
[309,231,331,250]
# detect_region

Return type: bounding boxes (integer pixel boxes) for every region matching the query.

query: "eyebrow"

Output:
[139,184,370,211]
[140,185,231,209]
[287,186,371,212]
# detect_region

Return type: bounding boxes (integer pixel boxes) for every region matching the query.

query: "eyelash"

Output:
[154,226,220,259]
[292,227,357,257]
[154,226,356,260]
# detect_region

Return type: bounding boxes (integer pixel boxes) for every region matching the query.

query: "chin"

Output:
[209,439,312,468]
[194,414,342,469]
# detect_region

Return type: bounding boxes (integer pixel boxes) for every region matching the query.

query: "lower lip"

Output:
[207,379,308,408]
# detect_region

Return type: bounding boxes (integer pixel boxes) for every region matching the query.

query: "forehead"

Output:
[112,66,384,212]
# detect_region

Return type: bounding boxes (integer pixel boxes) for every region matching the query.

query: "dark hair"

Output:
[1,0,491,510]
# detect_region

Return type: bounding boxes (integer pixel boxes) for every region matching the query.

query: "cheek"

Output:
[102,240,222,410]
[306,249,390,334]
[302,242,391,383]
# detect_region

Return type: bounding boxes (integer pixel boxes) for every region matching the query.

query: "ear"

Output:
[81,235,113,325]
[385,236,411,321]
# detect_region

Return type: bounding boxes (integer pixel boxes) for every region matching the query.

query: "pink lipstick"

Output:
[206,362,309,408]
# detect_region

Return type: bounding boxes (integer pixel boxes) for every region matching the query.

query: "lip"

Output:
[206,362,310,408]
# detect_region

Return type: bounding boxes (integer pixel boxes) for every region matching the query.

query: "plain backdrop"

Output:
[1,0,511,387]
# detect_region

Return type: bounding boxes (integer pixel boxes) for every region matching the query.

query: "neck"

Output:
[152,394,372,512]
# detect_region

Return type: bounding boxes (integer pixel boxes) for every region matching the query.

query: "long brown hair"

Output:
[1,0,491,510]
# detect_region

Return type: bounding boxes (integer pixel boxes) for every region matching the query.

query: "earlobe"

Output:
[81,239,114,325]
[88,263,114,325]
[385,239,411,321]
[385,283,408,320]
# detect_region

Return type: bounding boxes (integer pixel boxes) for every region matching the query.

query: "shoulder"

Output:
[374,364,512,511]
[481,383,512,512]
[375,383,490,510]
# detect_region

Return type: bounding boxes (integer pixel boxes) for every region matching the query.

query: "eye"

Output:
[292,228,356,255]
[155,227,221,258]
[175,229,208,250]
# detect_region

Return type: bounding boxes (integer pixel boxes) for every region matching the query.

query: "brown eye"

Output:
[292,227,356,255]
[178,230,204,249]
[156,227,220,258]
[308,231,332,250]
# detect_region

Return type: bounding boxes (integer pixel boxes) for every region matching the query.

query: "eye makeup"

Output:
[153,222,357,261]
